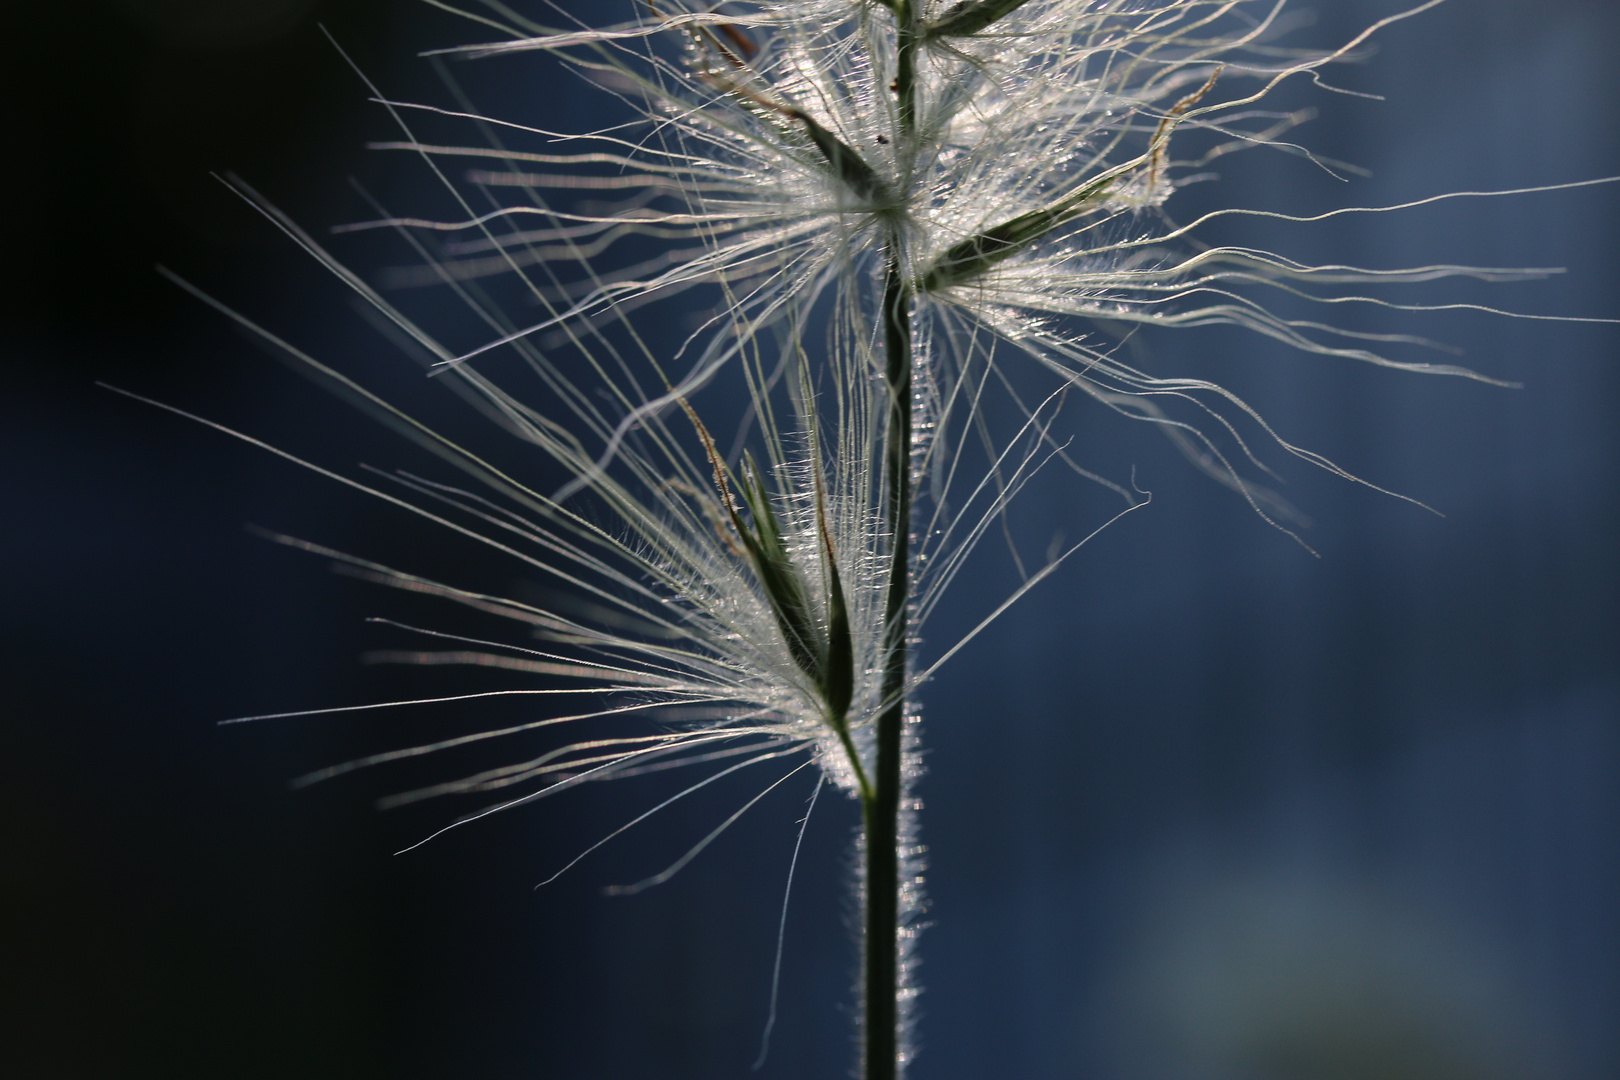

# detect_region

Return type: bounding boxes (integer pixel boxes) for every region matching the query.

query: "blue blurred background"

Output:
[4,2,1615,1077]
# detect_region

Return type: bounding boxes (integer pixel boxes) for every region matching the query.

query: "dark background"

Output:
[4,2,1616,1078]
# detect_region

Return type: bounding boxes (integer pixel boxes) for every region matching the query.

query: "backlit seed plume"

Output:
[106,3,1620,1077]
[144,0,1608,924]
[354,0,1574,544]
[129,0,1618,961]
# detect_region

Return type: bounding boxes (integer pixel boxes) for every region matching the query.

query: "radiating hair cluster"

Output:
[142,3,1603,1072]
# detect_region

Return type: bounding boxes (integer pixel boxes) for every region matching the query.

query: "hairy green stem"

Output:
[894,3,919,139]
[863,11,916,1079]
[866,250,912,1080]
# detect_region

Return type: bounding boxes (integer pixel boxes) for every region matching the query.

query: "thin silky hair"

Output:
[119,1,1616,1076]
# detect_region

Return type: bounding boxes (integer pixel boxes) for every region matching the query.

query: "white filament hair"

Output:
[121,2,1616,1074]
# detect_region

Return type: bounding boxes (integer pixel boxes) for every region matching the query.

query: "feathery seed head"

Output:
[198,0,1583,906]
[398,0,1521,548]
[144,4,1613,1073]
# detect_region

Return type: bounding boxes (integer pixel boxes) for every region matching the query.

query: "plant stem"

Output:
[865,11,916,1079]
[866,250,912,1080]
[894,2,919,139]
